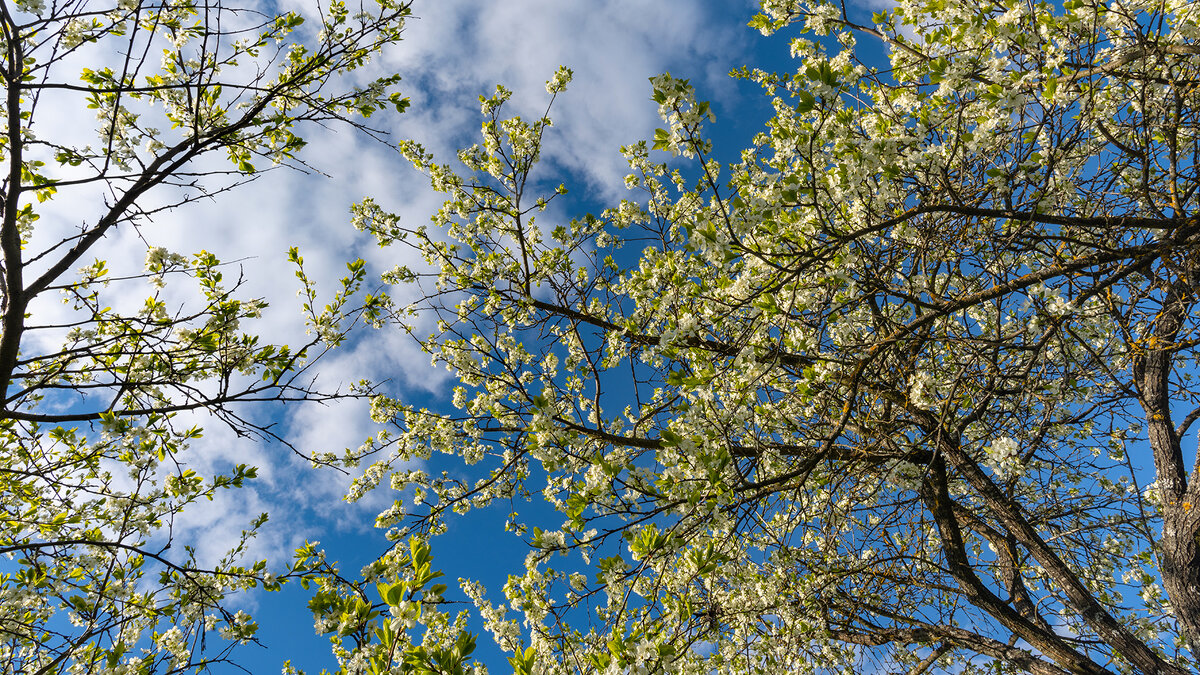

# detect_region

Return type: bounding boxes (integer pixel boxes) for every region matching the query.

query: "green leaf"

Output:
[652,128,671,150]
[796,90,816,113]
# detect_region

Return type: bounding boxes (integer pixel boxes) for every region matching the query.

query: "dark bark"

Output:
[1132,277,1200,658]
[829,625,1071,675]
[0,5,26,402]
[921,455,1113,675]
[930,429,1191,675]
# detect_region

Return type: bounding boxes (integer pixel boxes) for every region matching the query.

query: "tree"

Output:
[0,0,407,671]
[288,537,483,675]
[345,0,1200,673]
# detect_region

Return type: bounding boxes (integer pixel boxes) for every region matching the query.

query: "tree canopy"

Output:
[334,0,1200,673]
[0,0,407,671]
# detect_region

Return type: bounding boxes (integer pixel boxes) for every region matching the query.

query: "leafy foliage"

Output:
[0,0,409,671]
[346,1,1200,674]
[290,538,481,675]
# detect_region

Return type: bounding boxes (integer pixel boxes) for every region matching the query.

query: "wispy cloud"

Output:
[200,0,761,565]
[384,0,754,198]
[23,0,764,573]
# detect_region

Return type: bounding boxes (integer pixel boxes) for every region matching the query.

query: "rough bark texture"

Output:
[1134,278,1200,659]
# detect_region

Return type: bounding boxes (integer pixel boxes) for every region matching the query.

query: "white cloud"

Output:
[383,0,752,198]
[16,0,767,583]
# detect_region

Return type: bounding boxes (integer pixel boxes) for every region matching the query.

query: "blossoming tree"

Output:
[0,0,407,671]
[340,0,1200,673]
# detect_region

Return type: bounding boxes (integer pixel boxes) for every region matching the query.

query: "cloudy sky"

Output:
[9,0,1165,671]
[46,0,814,670]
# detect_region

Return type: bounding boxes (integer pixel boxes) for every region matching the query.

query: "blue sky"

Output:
[12,0,1189,671]
[171,1,1197,671]
[160,0,804,671]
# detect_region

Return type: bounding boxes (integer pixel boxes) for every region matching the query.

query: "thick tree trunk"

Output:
[1133,278,1200,659]
[0,31,26,404]
[1160,499,1200,658]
